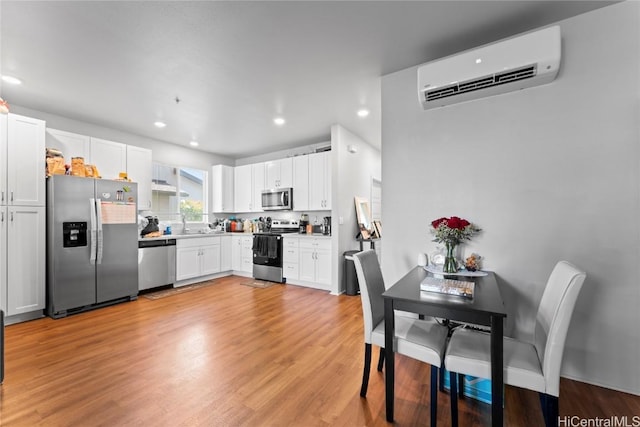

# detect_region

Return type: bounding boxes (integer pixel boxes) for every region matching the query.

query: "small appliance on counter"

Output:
[299,213,309,233]
[321,216,331,235]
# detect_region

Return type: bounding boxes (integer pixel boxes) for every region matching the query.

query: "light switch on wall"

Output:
[339,216,344,225]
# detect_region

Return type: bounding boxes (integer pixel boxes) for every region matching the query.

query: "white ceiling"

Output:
[0,1,616,158]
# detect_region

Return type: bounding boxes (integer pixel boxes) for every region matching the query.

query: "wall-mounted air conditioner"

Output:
[418,25,561,110]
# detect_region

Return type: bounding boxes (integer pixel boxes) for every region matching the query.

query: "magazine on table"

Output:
[420,276,475,299]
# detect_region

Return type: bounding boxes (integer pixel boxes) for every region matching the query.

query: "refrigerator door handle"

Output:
[96,198,104,264]
[89,198,97,264]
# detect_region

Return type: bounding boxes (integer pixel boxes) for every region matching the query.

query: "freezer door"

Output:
[47,175,97,314]
[95,180,138,303]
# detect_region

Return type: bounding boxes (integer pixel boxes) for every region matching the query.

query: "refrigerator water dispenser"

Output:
[63,222,87,247]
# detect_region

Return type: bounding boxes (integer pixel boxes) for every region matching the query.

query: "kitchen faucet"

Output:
[182,213,190,234]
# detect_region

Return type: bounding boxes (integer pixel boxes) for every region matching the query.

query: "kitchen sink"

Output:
[179,228,226,236]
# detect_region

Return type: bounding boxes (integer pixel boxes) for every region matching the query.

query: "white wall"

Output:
[10,105,233,169]
[331,124,381,294]
[381,2,639,394]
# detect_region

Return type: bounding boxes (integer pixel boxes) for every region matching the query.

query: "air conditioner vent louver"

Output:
[425,65,537,102]
[417,26,561,109]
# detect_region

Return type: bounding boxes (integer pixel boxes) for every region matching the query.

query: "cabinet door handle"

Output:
[1,212,3,222]
[10,191,14,202]
[1,191,3,202]
[10,212,14,221]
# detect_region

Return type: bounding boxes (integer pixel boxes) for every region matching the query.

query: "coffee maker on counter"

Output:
[299,213,309,234]
[321,216,331,235]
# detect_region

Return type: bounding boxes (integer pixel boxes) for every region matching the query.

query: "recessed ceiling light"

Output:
[154,121,167,128]
[2,75,22,85]
[189,141,199,147]
[273,117,286,126]
[357,109,370,118]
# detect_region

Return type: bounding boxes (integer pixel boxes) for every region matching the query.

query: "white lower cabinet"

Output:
[232,234,253,274]
[231,235,242,271]
[241,235,254,273]
[200,244,221,276]
[3,206,46,315]
[283,236,299,281]
[220,235,232,271]
[176,237,221,281]
[289,236,331,290]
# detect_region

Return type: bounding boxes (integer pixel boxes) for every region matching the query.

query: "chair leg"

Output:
[539,393,559,427]
[377,347,385,372]
[430,366,438,427]
[360,343,372,397]
[450,371,458,427]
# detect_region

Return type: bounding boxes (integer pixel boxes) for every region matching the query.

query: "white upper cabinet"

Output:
[5,114,46,206]
[264,158,293,189]
[235,163,265,213]
[126,145,152,211]
[292,155,309,211]
[234,164,252,212]
[308,151,331,210]
[212,164,234,213]
[252,162,265,211]
[47,129,152,210]
[46,128,90,162]
[90,137,127,181]
[0,114,5,204]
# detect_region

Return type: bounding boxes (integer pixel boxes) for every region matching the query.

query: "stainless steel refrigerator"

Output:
[46,175,138,318]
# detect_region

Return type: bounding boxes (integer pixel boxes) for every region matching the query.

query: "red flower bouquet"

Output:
[430,216,480,273]
[431,216,479,245]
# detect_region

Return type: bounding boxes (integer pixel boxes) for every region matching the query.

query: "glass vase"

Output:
[443,241,458,274]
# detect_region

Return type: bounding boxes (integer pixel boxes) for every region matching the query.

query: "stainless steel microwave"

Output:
[261,187,293,211]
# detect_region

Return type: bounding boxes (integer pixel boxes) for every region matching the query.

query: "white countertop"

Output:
[139,231,332,242]
[139,232,243,241]
[283,233,331,239]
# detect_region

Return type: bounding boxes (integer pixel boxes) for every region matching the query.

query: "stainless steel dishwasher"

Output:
[138,238,177,291]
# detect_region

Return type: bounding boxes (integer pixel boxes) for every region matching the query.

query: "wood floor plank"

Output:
[1,276,638,426]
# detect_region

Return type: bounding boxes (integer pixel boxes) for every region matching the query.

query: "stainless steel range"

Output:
[252,219,299,283]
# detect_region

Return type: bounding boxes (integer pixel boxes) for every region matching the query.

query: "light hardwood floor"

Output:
[1,275,638,426]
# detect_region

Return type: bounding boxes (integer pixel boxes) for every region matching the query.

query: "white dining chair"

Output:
[353,250,449,427]
[444,260,586,427]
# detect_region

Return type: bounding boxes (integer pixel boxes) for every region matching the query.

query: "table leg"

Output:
[490,315,504,427]
[384,298,395,422]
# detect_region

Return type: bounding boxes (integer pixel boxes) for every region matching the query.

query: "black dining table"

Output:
[382,266,507,426]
